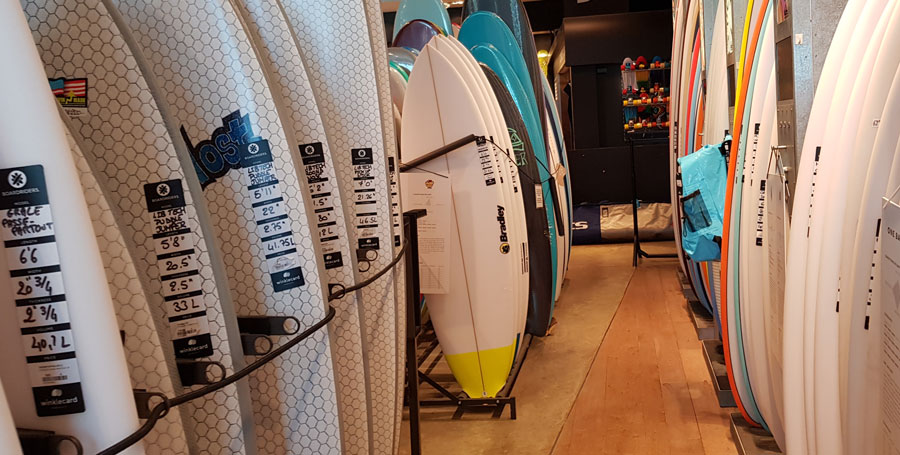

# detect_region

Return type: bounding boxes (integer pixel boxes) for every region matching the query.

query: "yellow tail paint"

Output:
[445,341,516,398]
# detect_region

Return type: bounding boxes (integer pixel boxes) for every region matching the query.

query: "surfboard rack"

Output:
[398,134,480,171]
[175,359,226,386]
[628,137,678,266]
[403,208,525,455]
[17,428,83,455]
[700,339,737,408]
[729,413,783,455]
[679,269,717,340]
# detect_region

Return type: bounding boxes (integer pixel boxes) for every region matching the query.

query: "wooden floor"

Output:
[552,261,737,455]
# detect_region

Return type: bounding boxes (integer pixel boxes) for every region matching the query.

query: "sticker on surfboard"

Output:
[48,77,87,117]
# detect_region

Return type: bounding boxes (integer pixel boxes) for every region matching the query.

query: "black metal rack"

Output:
[402,207,527,455]
[629,136,678,266]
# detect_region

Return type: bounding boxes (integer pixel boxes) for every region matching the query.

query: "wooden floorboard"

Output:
[551,262,737,455]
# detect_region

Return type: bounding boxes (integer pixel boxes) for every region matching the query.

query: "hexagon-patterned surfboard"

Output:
[279,1,401,454]
[23,0,250,452]
[106,0,342,452]
[229,1,372,452]
[64,122,190,454]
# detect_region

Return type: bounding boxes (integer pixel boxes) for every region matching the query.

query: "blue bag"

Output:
[676,136,731,261]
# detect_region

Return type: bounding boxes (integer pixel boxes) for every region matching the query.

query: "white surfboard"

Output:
[431,36,528,346]
[781,0,877,451]
[278,2,400,453]
[0,3,140,452]
[844,67,900,455]
[64,121,191,454]
[797,0,891,451]
[842,7,900,453]
[109,1,342,453]
[402,41,522,399]
[228,2,373,452]
[736,50,780,444]
[806,2,897,452]
[0,379,20,455]
[27,2,254,452]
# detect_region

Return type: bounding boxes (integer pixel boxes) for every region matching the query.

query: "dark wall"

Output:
[562,9,673,205]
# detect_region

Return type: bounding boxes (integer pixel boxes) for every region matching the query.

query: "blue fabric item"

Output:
[677,137,731,261]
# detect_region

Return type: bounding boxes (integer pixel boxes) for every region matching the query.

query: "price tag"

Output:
[144,179,213,358]
[1,165,85,416]
[240,140,304,292]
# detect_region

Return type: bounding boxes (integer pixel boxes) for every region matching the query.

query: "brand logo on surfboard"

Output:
[180,110,261,188]
[497,205,510,254]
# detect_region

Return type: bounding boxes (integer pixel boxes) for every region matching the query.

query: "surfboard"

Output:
[359,0,408,449]
[542,77,573,279]
[461,0,548,160]
[393,0,452,39]
[467,43,555,335]
[64,116,192,454]
[669,0,688,277]
[402,40,521,398]
[0,380,19,455]
[459,13,561,322]
[737,57,780,444]
[0,3,141,452]
[109,1,344,453]
[278,1,400,453]
[393,20,443,52]
[482,64,554,344]
[842,9,900,454]
[803,1,897,452]
[389,47,418,76]
[28,2,256,452]
[720,0,771,429]
[229,1,377,452]
[430,36,528,355]
[781,0,868,450]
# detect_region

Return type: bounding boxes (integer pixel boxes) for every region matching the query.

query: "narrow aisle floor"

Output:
[552,260,737,455]
[400,244,635,454]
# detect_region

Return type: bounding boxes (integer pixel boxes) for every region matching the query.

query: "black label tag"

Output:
[351,148,374,165]
[271,267,305,293]
[144,179,186,212]
[32,383,85,417]
[172,334,214,359]
[299,142,326,165]
[324,252,344,270]
[359,237,379,250]
[0,166,49,208]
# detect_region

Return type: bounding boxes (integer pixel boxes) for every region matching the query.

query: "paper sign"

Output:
[400,172,450,294]
[882,198,900,453]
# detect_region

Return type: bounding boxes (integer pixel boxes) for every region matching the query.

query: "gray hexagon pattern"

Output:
[278,1,399,453]
[229,1,372,453]
[24,0,247,452]
[64,124,189,454]
[357,2,408,452]
[108,0,341,453]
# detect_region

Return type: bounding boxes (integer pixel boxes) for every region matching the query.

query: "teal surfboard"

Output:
[393,0,452,39]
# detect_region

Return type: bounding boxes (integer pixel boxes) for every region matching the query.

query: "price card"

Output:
[400,172,451,294]
[1,165,85,416]
[240,140,304,292]
[144,179,213,358]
